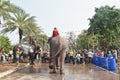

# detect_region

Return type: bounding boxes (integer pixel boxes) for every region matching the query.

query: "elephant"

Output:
[48,35,68,74]
[13,43,37,64]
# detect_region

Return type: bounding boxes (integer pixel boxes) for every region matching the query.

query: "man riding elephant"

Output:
[52,27,59,37]
[48,27,68,74]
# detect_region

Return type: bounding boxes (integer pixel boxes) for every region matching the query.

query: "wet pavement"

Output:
[0,62,119,80]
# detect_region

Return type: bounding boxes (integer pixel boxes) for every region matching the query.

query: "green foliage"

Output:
[0,0,42,44]
[0,36,13,53]
[37,34,48,50]
[76,30,99,49]
[76,35,86,49]
[76,30,88,49]
[0,0,11,20]
[76,5,120,50]
[88,5,120,50]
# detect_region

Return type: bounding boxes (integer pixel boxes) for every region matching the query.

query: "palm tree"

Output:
[0,0,18,24]
[0,0,10,25]
[0,0,10,19]
[1,8,39,44]
[23,23,42,44]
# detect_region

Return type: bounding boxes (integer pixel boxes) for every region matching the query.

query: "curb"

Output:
[94,65,119,76]
[0,63,29,78]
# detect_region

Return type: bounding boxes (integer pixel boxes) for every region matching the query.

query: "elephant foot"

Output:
[56,67,60,70]
[30,62,34,65]
[60,70,65,75]
[49,65,54,69]
[49,70,57,74]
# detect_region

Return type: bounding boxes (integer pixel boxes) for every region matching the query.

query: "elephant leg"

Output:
[49,59,54,69]
[56,57,60,70]
[53,58,57,72]
[50,58,57,73]
[60,50,66,74]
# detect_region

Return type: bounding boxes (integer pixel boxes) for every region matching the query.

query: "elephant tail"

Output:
[50,48,62,59]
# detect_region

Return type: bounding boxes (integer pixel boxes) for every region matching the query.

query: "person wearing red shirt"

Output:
[48,27,60,43]
[52,27,59,37]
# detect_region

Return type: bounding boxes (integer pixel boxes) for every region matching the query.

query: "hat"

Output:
[54,27,57,29]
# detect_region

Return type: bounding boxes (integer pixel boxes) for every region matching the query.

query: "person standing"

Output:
[69,50,74,64]
[76,51,82,64]
[107,50,113,58]
[33,41,40,61]
[15,48,21,66]
[113,50,118,63]
[8,50,13,64]
[87,50,94,63]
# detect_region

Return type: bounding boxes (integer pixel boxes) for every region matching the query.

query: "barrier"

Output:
[101,57,108,69]
[97,57,102,67]
[92,56,97,65]
[93,56,116,71]
[93,56,101,66]
[108,58,116,71]
[93,56,98,65]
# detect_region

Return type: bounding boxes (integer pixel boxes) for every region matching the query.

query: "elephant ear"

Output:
[48,37,51,43]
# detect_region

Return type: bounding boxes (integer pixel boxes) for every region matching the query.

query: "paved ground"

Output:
[0,62,119,80]
[0,64,16,72]
[0,62,29,78]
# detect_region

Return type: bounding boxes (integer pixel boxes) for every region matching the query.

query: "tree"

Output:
[0,0,19,23]
[0,0,11,20]
[88,5,120,50]
[76,30,96,50]
[76,30,87,49]
[0,36,12,53]
[37,34,48,51]
[1,8,39,44]
[67,31,77,50]
[23,24,42,44]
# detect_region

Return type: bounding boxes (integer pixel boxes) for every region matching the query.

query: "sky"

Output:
[5,0,120,44]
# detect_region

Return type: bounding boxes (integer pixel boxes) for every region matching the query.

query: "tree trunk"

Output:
[19,28,23,44]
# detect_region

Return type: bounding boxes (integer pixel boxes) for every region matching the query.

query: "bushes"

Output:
[0,36,13,54]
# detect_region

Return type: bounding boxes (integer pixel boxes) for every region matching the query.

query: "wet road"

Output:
[0,62,119,80]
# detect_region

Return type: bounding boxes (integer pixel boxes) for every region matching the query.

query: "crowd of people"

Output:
[0,42,41,66]
[65,49,119,65]
[0,49,15,65]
